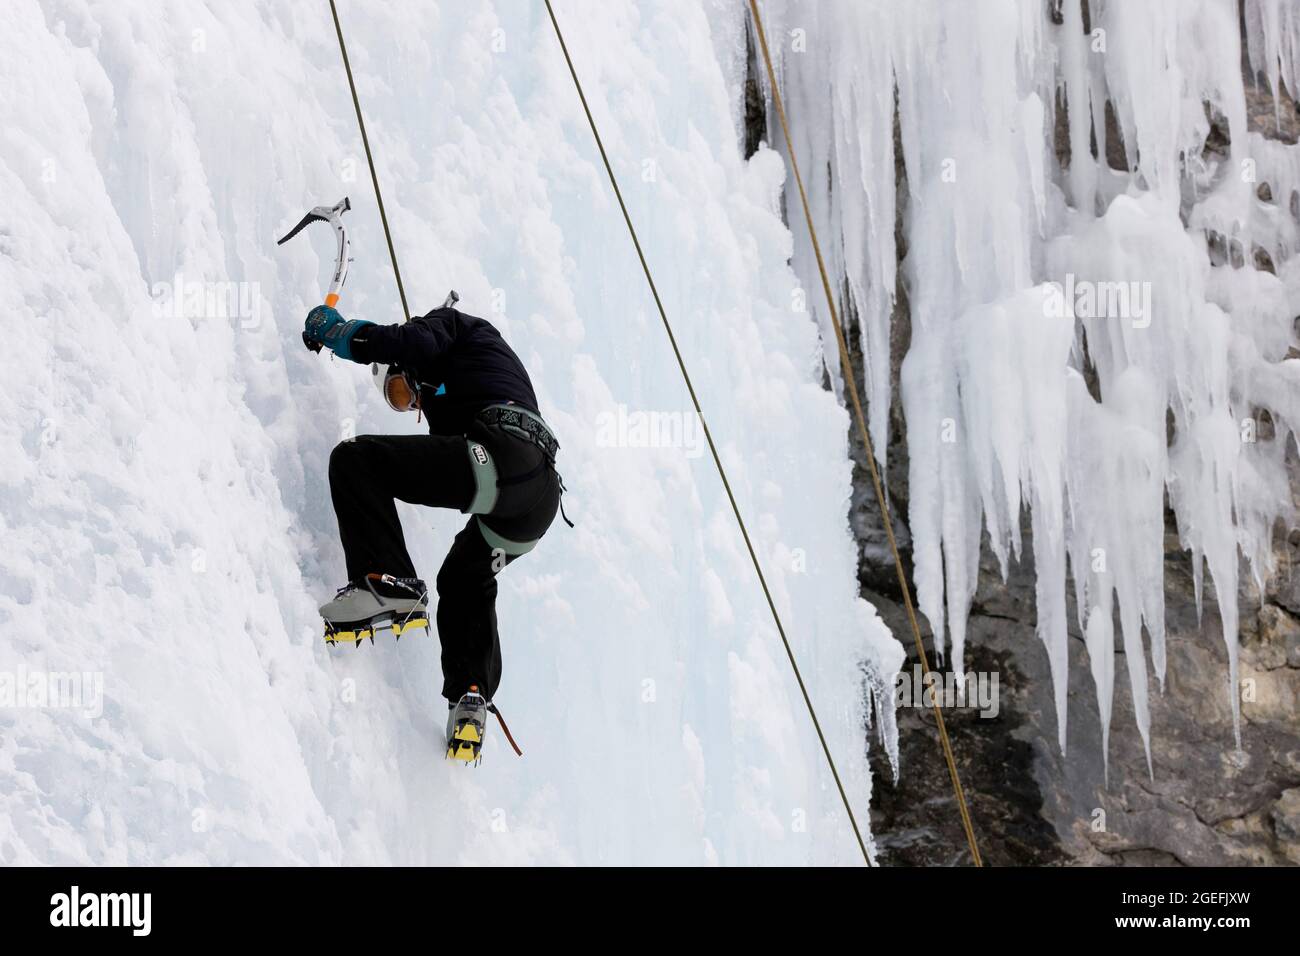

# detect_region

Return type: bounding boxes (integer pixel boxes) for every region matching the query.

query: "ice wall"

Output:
[0,0,899,864]
[766,0,1300,770]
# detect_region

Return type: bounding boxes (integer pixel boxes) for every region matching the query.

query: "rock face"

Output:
[864,508,1300,866]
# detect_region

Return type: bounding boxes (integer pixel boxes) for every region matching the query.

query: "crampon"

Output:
[321,573,429,647]
[446,687,524,766]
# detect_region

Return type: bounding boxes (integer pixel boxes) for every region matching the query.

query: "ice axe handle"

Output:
[302,292,341,353]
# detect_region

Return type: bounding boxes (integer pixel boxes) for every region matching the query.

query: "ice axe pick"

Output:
[278,197,352,352]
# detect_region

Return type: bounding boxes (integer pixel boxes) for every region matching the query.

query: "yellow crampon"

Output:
[447,720,483,763]
[323,616,429,646]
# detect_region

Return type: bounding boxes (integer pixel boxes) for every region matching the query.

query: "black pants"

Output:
[328,423,560,701]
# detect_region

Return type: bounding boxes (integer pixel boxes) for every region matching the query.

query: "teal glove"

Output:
[304,305,373,361]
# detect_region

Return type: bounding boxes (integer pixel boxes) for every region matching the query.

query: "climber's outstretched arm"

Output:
[302,305,463,365]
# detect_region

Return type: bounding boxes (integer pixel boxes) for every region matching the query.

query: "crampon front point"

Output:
[446,687,488,765]
[322,613,429,646]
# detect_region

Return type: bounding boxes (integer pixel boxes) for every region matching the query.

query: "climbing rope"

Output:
[543,1,874,866]
[327,0,410,321]
[747,0,983,866]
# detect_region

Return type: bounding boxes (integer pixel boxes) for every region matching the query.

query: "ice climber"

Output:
[303,299,565,764]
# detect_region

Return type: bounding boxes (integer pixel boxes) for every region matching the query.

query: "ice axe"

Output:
[278,196,352,352]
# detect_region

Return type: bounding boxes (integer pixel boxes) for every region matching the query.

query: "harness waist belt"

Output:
[477,404,559,462]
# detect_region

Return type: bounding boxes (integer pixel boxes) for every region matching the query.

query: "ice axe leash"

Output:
[277,196,353,352]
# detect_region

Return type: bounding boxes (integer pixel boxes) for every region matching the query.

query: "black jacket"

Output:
[350,307,540,436]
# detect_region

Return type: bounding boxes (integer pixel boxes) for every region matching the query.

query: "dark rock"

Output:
[1255,245,1277,274]
[1270,788,1300,862]
[742,24,767,161]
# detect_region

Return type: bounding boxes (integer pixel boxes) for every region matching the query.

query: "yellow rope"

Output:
[748,0,983,867]
[544,0,875,866]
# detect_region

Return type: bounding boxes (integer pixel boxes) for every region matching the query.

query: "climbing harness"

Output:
[476,404,575,527]
[478,404,560,462]
[463,403,573,553]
